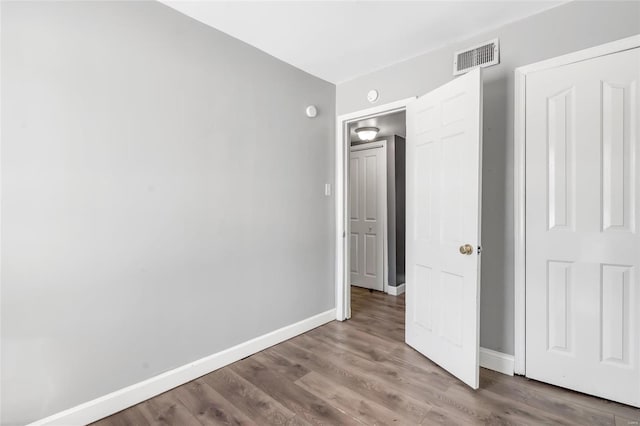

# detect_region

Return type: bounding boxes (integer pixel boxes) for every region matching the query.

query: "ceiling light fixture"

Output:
[355,127,379,142]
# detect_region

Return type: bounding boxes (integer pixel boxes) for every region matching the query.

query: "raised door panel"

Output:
[440,132,465,243]
[547,261,573,354]
[601,264,632,365]
[349,157,360,221]
[364,234,377,278]
[350,233,359,274]
[602,81,636,232]
[440,271,463,347]
[414,142,434,243]
[364,154,378,222]
[413,265,434,331]
[547,88,575,231]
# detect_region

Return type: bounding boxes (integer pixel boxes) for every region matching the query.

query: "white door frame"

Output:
[349,140,388,294]
[513,34,640,375]
[335,97,415,321]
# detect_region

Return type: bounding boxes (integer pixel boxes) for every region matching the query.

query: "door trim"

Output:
[335,98,415,321]
[513,34,640,376]
[349,140,389,293]
[349,141,386,152]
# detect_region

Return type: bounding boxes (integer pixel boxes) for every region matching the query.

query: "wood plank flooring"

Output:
[94,287,640,425]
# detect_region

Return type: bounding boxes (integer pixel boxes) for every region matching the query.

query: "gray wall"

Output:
[337,1,640,354]
[393,136,406,286]
[385,135,406,287]
[0,1,335,424]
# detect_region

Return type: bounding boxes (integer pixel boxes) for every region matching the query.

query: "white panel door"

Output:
[406,68,483,389]
[350,143,386,291]
[526,47,640,407]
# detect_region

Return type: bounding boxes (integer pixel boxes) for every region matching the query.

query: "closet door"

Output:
[350,142,386,292]
[526,47,640,407]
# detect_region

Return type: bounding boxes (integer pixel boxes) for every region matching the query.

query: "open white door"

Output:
[405,68,483,389]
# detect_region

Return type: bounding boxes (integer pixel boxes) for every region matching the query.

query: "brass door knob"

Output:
[459,244,473,255]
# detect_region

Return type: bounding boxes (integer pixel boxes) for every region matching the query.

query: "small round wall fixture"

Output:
[355,127,379,142]
[367,89,379,103]
[305,105,318,118]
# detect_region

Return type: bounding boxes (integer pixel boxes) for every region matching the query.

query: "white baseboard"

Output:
[479,347,514,376]
[29,309,336,426]
[387,283,405,296]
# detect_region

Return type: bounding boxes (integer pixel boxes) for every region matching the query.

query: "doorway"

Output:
[334,98,413,322]
[336,68,485,390]
[348,111,406,295]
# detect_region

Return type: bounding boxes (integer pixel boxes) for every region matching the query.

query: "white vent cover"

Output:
[453,38,499,75]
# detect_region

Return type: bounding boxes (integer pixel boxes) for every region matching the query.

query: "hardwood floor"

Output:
[94,287,640,425]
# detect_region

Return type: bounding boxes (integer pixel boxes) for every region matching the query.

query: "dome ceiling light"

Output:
[355,127,379,142]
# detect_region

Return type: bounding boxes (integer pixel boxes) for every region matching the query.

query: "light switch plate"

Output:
[324,183,331,196]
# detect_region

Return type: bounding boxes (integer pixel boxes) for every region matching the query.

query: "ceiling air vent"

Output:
[453,38,499,76]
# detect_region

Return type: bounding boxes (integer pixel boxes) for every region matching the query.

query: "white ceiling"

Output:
[161,1,564,84]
